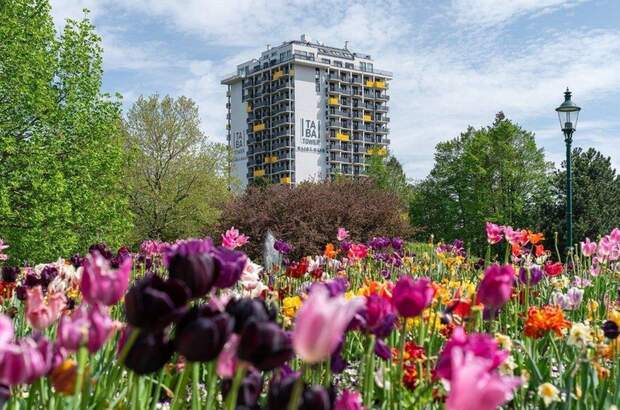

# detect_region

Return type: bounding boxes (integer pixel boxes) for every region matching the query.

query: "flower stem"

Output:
[205,361,218,410]
[287,363,307,410]
[225,365,247,410]
[72,346,88,410]
[118,328,140,365]
[191,362,200,409]
[171,363,191,410]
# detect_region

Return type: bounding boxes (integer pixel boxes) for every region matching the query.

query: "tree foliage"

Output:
[367,152,411,202]
[123,95,230,243]
[0,1,130,263]
[410,113,551,251]
[537,147,620,246]
[218,179,413,261]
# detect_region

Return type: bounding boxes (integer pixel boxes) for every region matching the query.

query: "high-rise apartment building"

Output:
[222,35,391,189]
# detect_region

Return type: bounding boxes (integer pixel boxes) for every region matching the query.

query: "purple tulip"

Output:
[221,368,263,407]
[476,264,514,310]
[392,276,435,318]
[267,374,336,410]
[212,247,247,289]
[518,266,543,286]
[0,336,52,385]
[225,298,276,334]
[237,321,293,371]
[1,267,19,283]
[58,304,113,353]
[163,238,214,266]
[174,305,233,362]
[274,239,293,255]
[334,389,364,410]
[81,251,131,306]
[124,274,190,330]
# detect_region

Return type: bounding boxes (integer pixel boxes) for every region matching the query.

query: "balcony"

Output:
[328,97,339,106]
[253,123,266,132]
[375,80,386,89]
[335,132,350,142]
[246,103,252,113]
[363,114,372,122]
[280,176,292,184]
[253,169,265,177]
[272,70,284,81]
[365,80,374,87]
[264,155,278,164]
[367,146,388,156]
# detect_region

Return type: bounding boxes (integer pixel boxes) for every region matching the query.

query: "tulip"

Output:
[119,327,173,375]
[163,238,214,266]
[445,348,520,410]
[174,305,233,362]
[80,251,131,306]
[476,264,514,311]
[1,267,19,283]
[58,304,113,353]
[124,274,190,330]
[581,238,597,257]
[216,334,240,378]
[518,266,543,286]
[25,286,66,330]
[292,286,365,364]
[274,240,293,255]
[391,276,434,318]
[267,374,336,410]
[168,251,217,298]
[436,327,508,381]
[0,336,52,385]
[49,359,78,395]
[0,239,8,261]
[212,247,248,289]
[602,320,619,339]
[0,315,14,348]
[334,389,365,410]
[485,222,504,245]
[543,262,564,277]
[237,320,293,371]
[221,227,249,250]
[226,297,276,334]
[336,227,349,241]
[363,294,396,338]
[221,368,263,407]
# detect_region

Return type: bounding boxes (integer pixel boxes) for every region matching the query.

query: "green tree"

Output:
[410,113,551,251]
[367,151,411,202]
[537,147,620,247]
[123,95,230,242]
[0,1,130,263]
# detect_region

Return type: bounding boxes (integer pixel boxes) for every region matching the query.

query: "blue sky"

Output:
[50,0,620,180]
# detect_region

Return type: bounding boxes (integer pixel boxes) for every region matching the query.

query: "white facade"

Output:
[222,35,391,189]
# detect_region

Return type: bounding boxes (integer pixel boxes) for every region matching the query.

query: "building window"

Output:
[334,60,342,67]
[345,63,354,69]
[321,58,330,64]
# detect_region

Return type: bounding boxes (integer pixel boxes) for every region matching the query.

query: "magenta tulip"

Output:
[392,276,434,318]
[0,315,14,348]
[485,222,504,245]
[58,304,114,353]
[476,264,514,310]
[25,286,66,330]
[0,336,52,385]
[81,251,131,306]
[292,286,365,364]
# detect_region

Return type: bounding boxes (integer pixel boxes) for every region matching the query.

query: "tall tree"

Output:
[367,152,411,202]
[537,147,620,246]
[124,95,230,242]
[410,113,552,250]
[0,1,130,263]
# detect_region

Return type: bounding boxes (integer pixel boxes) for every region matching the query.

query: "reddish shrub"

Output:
[215,179,414,260]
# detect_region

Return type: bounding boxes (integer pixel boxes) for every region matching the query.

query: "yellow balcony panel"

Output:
[328,97,339,105]
[363,114,372,122]
[253,123,266,132]
[335,132,350,142]
[368,146,388,156]
[273,70,284,80]
[246,103,252,112]
[264,155,278,164]
[290,69,295,76]
[253,169,265,177]
[365,80,374,87]
[375,81,386,89]
[280,176,292,184]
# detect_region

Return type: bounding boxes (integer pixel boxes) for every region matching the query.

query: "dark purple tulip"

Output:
[339,240,352,254]
[237,321,293,371]
[69,254,83,269]
[330,337,347,373]
[391,237,404,251]
[392,276,435,318]
[15,285,27,301]
[212,247,247,289]
[221,369,263,407]
[301,385,336,410]
[518,267,543,286]
[174,305,232,362]
[40,266,58,287]
[226,298,276,334]
[1,267,19,283]
[268,375,335,410]
[603,320,619,339]
[274,239,293,255]
[374,339,391,360]
[168,252,217,298]
[24,273,41,288]
[88,243,113,260]
[120,328,173,375]
[124,274,190,330]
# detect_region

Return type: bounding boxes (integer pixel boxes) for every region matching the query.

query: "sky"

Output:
[49,0,620,181]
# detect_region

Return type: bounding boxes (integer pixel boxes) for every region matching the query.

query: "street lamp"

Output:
[555,88,581,251]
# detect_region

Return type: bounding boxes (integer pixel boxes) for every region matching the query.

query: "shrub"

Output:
[216,179,413,260]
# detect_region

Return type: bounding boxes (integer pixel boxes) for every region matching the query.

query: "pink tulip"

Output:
[476,264,514,311]
[292,286,365,364]
[392,276,435,318]
[611,228,620,243]
[337,227,350,242]
[25,286,66,330]
[446,348,520,410]
[58,304,113,353]
[216,334,239,378]
[348,243,368,262]
[80,251,131,306]
[334,389,365,410]
[0,239,8,261]
[485,223,503,245]
[0,336,52,385]
[221,227,249,250]
[581,238,597,257]
[0,315,14,348]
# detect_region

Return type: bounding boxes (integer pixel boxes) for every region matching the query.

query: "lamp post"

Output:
[555,88,581,250]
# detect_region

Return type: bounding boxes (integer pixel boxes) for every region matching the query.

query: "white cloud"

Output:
[50,0,104,27]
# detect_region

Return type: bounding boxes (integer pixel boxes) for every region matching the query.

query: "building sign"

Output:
[231,130,247,161]
[299,118,325,153]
